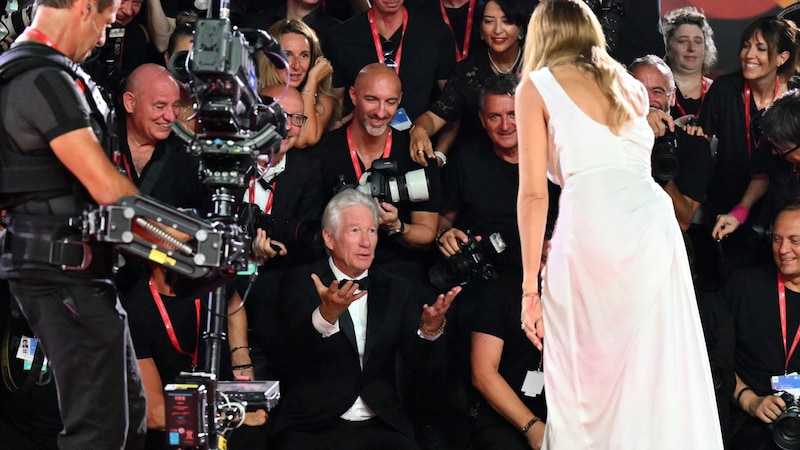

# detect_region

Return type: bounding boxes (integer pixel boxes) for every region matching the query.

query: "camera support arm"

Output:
[80,194,250,286]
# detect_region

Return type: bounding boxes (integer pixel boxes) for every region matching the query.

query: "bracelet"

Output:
[729,204,750,224]
[301,89,318,105]
[521,416,540,434]
[433,151,447,167]
[231,363,254,371]
[230,346,250,354]
[736,387,754,406]
[419,317,446,337]
[410,124,428,135]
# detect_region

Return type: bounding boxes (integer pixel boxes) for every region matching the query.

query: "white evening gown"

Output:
[529,67,723,449]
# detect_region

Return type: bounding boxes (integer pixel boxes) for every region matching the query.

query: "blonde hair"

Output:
[256,19,334,99]
[521,0,640,134]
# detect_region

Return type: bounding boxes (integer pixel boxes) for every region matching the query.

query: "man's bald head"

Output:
[261,85,305,156]
[123,64,180,145]
[125,64,179,97]
[353,63,402,95]
[350,63,402,137]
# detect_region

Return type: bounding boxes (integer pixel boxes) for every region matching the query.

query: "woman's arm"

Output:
[295,58,335,148]
[516,77,550,349]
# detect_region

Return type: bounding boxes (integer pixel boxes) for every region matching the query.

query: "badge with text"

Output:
[522,370,544,398]
[390,107,412,131]
[772,372,800,398]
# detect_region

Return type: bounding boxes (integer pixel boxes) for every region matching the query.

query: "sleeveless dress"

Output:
[529,68,723,449]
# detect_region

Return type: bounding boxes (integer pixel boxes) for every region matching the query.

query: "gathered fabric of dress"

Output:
[528,67,723,449]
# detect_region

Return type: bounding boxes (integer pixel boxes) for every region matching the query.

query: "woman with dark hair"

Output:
[408,0,534,166]
[257,19,339,148]
[701,17,799,278]
[662,6,718,120]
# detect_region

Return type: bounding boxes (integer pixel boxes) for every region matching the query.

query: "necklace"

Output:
[488,46,521,75]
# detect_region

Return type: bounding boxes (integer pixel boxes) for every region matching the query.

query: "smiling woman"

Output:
[256,19,340,148]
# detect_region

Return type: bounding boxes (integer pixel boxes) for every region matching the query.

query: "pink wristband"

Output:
[729,205,750,224]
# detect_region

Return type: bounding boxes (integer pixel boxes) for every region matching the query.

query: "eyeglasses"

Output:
[287,113,307,127]
[776,143,800,159]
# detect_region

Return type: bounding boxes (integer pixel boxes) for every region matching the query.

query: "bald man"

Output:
[116,63,208,210]
[311,63,442,268]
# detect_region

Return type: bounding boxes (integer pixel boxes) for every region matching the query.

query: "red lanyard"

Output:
[25,28,62,53]
[744,75,779,158]
[149,276,201,369]
[114,152,134,181]
[439,0,475,62]
[368,8,408,74]
[248,176,276,214]
[346,124,392,180]
[778,274,800,374]
[674,77,707,118]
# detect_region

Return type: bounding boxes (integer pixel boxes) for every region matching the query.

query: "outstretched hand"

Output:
[311,273,367,324]
[521,293,544,351]
[420,286,461,330]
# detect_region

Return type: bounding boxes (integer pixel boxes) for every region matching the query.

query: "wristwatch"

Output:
[387,221,405,237]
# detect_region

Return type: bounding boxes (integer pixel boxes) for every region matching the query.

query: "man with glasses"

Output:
[237,84,325,381]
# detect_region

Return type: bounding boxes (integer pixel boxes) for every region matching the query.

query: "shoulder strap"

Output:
[0,44,83,198]
[0,44,81,81]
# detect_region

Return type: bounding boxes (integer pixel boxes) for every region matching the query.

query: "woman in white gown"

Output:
[516,1,724,448]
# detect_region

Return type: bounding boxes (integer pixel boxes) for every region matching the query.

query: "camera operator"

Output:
[311,63,442,274]
[0,0,148,447]
[629,55,712,232]
[722,202,800,450]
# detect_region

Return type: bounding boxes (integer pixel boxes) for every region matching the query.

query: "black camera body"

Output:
[773,391,800,449]
[337,158,430,204]
[429,232,506,289]
[652,128,680,183]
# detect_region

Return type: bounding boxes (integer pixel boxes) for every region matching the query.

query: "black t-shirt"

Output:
[471,272,547,427]
[326,8,456,120]
[442,135,520,272]
[123,277,210,387]
[309,126,442,264]
[725,264,800,395]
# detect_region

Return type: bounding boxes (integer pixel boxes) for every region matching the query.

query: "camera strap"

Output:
[778,273,800,375]
[346,125,392,180]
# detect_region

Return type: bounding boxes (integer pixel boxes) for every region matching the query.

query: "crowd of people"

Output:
[4,0,800,449]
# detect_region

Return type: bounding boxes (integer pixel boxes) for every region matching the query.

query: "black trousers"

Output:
[8,279,147,450]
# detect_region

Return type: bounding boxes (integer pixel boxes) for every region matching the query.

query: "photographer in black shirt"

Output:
[630,55,713,232]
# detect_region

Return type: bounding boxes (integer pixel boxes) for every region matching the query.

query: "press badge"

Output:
[390,107,412,131]
[16,335,48,371]
[522,370,545,398]
[772,372,800,398]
